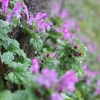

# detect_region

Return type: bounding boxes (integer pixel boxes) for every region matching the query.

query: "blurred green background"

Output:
[64,0,100,100]
[64,0,100,70]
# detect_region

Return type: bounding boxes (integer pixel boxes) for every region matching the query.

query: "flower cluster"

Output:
[29,58,78,94]
[0,1,88,100]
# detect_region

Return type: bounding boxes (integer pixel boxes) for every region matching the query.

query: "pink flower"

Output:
[60,8,67,19]
[37,21,46,32]
[34,68,57,88]
[97,80,100,86]
[56,70,78,93]
[37,21,52,33]
[6,2,21,21]
[54,28,60,32]
[29,58,39,74]
[52,52,57,59]
[1,0,9,13]
[84,68,98,85]
[94,80,100,95]
[62,29,72,43]
[87,43,97,53]
[23,5,34,25]
[54,4,59,15]
[23,5,29,22]
[28,14,34,25]
[34,12,48,22]
[97,54,100,62]
[61,19,80,33]
[94,88,100,95]
[50,93,62,100]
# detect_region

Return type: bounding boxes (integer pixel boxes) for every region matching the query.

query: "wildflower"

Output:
[62,29,72,43]
[94,80,100,95]
[23,5,34,25]
[43,22,53,31]
[28,14,34,25]
[23,5,29,22]
[37,21,52,33]
[50,93,62,100]
[87,43,97,53]
[29,58,39,74]
[56,70,78,93]
[34,68,57,88]
[60,8,67,19]
[84,69,98,85]
[52,52,57,59]
[6,2,21,21]
[34,12,48,22]
[37,21,46,32]
[54,4,59,15]
[97,54,100,62]
[1,0,9,13]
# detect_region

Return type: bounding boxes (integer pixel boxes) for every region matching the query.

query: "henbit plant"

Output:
[0,0,87,100]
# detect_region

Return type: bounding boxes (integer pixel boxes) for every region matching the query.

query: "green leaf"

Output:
[20,25,36,39]
[7,39,19,52]
[0,20,11,40]
[29,36,43,52]
[6,71,31,84]
[56,38,87,77]
[10,17,20,27]
[61,93,73,100]
[13,90,27,100]
[0,90,13,100]
[1,52,14,65]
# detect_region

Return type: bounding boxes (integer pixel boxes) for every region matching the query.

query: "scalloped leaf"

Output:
[29,36,43,52]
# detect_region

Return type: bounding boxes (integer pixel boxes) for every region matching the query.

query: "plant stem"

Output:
[0,58,8,89]
[22,36,28,50]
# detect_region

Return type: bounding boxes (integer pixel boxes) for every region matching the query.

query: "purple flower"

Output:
[56,70,78,93]
[34,12,48,22]
[6,2,21,21]
[62,29,72,43]
[40,13,48,20]
[87,43,97,53]
[84,68,98,85]
[23,5,29,22]
[37,21,52,33]
[61,19,80,33]
[28,14,34,25]
[1,0,9,13]
[43,22,53,31]
[23,5,34,25]
[80,36,88,43]
[60,8,67,19]
[50,93,62,100]
[37,21,46,32]
[94,88,100,95]
[94,80,100,95]
[52,52,57,59]
[29,58,39,74]
[54,4,59,15]
[97,54,100,62]
[34,68,57,88]
[97,80,100,86]
[54,28,60,32]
